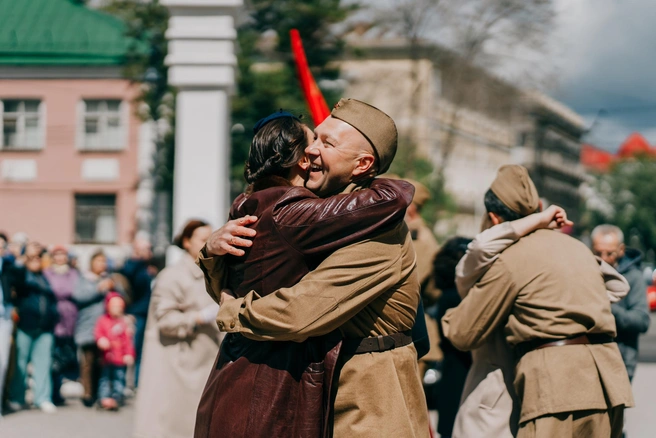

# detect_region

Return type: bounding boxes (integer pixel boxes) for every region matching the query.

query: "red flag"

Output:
[290,29,331,126]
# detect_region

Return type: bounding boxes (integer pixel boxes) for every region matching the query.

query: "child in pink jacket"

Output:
[94,292,135,410]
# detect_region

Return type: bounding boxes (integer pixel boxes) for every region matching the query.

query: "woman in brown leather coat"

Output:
[194,111,414,438]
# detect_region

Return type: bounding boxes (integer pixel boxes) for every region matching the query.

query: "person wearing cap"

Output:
[449,202,628,438]
[441,165,634,438]
[200,99,429,437]
[402,179,442,374]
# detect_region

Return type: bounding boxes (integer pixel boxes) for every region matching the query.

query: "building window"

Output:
[80,99,125,151]
[75,194,117,244]
[0,99,43,150]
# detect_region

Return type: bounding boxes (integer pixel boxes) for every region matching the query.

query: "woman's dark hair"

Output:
[174,219,210,249]
[244,116,307,183]
[433,236,472,290]
[483,189,522,222]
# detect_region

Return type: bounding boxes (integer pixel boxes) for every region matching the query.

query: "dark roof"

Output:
[0,0,139,66]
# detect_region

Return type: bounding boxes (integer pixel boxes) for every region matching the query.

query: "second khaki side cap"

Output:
[331,98,398,173]
[404,178,430,207]
[490,165,540,216]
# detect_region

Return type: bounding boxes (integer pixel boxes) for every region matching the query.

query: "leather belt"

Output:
[341,330,413,355]
[515,333,614,358]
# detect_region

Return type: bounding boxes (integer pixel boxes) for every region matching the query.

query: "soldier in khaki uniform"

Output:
[402,179,442,376]
[442,165,634,438]
[200,99,429,437]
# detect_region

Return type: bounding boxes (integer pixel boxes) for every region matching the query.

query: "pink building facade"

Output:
[0,0,154,260]
[0,79,143,246]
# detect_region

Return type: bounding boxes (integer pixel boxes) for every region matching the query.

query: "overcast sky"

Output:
[550,0,656,151]
[354,0,656,151]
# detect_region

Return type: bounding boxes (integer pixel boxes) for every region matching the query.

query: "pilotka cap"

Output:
[330,98,398,173]
[490,165,540,216]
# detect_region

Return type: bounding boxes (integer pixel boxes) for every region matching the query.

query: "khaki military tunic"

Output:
[406,215,442,371]
[200,222,429,437]
[443,229,634,429]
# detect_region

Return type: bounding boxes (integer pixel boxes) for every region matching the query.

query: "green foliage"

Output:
[101,0,175,193]
[388,137,458,229]
[230,0,356,196]
[586,155,656,255]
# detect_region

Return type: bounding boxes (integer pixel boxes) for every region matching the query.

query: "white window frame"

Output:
[77,99,128,151]
[74,193,118,244]
[0,99,45,151]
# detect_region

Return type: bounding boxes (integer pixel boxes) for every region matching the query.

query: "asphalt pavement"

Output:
[2,313,656,437]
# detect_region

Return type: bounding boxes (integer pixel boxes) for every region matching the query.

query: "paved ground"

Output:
[2,313,656,437]
[0,398,134,438]
[625,362,656,438]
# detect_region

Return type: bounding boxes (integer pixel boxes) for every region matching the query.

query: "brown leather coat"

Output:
[225,175,412,298]
[195,176,414,438]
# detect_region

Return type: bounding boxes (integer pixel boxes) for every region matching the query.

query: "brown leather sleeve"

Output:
[272,178,414,256]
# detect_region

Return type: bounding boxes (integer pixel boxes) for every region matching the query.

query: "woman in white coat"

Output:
[133,220,220,438]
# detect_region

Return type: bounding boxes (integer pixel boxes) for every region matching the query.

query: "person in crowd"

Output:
[432,237,473,438]
[0,232,10,263]
[442,165,633,437]
[592,224,651,382]
[43,245,80,406]
[402,179,442,371]
[73,250,126,407]
[7,233,28,266]
[445,204,630,438]
[198,100,426,437]
[133,219,221,438]
[120,237,153,388]
[0,232,14,418]
[94,292,135,411]
[7,244,59,414]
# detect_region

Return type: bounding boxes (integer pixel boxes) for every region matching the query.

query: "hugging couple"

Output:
[193,98,431,438]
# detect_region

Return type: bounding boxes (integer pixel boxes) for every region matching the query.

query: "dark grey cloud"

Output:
[550,0,656,150]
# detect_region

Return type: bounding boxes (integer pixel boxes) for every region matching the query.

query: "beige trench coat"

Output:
[200,222,430,437]
[133,254,221,438]
[443,229,634,437]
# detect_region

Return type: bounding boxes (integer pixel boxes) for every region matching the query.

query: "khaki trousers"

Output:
[517,407,624,438]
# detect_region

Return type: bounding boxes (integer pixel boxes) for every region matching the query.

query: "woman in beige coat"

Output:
[133,220,220,438]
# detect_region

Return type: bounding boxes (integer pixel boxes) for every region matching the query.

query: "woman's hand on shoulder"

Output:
[205,216,258,257]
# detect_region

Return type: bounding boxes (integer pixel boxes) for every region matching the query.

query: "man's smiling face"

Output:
[305,116,376,197]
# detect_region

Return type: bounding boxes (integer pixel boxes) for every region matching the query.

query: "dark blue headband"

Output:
[253,110,300,134]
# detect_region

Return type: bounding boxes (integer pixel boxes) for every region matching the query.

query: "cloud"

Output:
[550,0,656,151]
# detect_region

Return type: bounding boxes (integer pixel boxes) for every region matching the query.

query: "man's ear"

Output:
[352,154,376,178]
[297,156,310,171]
[489,212,503,225]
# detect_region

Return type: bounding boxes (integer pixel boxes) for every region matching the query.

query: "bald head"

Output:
[305,116,378,196]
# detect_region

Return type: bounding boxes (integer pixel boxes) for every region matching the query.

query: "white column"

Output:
[162,0,241,238]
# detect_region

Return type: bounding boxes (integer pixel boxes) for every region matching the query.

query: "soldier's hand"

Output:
[205,216,258,257]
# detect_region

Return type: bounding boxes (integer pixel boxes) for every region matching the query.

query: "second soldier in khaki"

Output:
[442,165,633,438]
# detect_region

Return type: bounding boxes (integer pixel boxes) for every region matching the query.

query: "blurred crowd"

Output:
[0,230,159,416]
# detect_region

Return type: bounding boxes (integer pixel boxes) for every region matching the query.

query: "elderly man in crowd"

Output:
[592,224,650,382]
